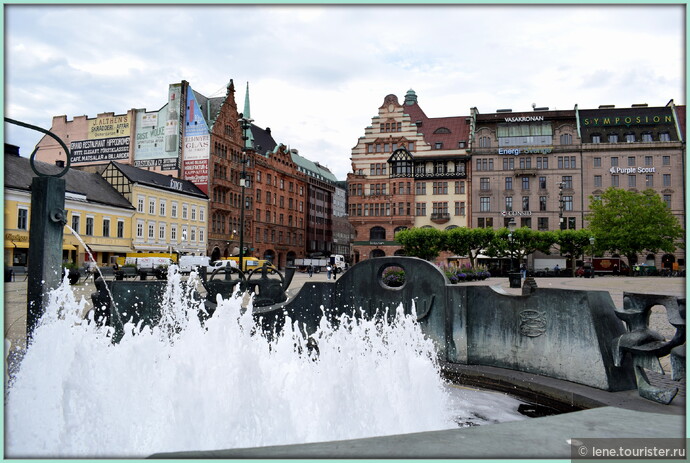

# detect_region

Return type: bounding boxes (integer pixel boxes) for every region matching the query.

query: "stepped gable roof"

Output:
[403,98,470,150]
[109,161,207,199]
[250,124,278,156]
[4,149,134,210]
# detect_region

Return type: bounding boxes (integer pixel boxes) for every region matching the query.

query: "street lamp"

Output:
[239,113,253,271]
[508,217,517,272]
[589,236,595,278]
[558,181,565,230]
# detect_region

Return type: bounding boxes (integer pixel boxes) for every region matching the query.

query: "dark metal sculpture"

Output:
[612,294,686,404]
[5,118,71,341]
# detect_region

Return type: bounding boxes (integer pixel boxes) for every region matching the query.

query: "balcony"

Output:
[431,213,450,224]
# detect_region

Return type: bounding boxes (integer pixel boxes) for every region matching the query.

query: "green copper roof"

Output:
[290,150,338,183]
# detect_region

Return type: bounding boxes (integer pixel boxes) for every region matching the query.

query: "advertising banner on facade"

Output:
[133,83,186,171]
[182,88,210,194]
[87,115,130,139]
[70,136,130,163]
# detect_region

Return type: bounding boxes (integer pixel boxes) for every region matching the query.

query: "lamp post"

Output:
[558,181,565,231]
[239,114,253,271]
[589,236,595,278]
[508,217,517,272]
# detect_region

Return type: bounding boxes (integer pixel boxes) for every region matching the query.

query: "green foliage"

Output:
[486,227,556,262]
[395,227,445,261]
[553,229,595,276]
[381,266,405,287]
[445,227,495,267]
[586,188,684,263]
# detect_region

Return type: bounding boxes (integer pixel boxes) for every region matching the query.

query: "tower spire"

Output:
[242,82,254,150]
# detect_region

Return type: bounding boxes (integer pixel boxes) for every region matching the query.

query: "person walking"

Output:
[308,265,313,277]
[326,265,332,280]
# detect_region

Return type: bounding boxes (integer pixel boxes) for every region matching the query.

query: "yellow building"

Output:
[101,162,209,256]
[4,148,135,268]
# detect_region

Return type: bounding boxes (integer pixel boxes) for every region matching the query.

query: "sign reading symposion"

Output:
[69,115,131,163]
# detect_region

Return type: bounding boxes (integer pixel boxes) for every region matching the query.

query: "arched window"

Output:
[370,226,386,240]
[388,148,413,178]
[370,249,386,258]
[433,127,451,134]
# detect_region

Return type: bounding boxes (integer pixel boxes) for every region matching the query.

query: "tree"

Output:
[444,227,495,268]
[553,229,595,277]
[485,227,556,270]
[395,227,445,261]
[586,188,684,265]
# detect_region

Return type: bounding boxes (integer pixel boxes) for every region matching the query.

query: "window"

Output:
[522,196,530,211]
[536,157,548,169]
[137,222,144,238]
[191,228,196,241]
[608,134,618,143]
[644,156,653,166]
[521,177,530,190]
[521,217,532,228]
[454,181,465,194]
[646,174,654,187]
[642,133,653,142]
[455,201,465,216]
[416,182,427,195]
[611,175,619,187]
[191,206,197,221]
[137,196,145,213]
[198,228,204,243]
[149,199,156,215]
[562,176,573,189]
[539,196,547,211]
[148,224,155,239]
[538,217,549,230]
[182,204,188,220]
[568,217,576,229]
[117,220,124,238]
[477,217,494,228]
[560,133,572,145]
[625,133,635,143]
[628,175,636,188]
[627,156,636,166]
[199,207,205,222]
[663,156,670,165]
[593,157,601,167]
[435,142,443,150]
[663,195,672,208]
[503,157,515,170]
[539,176,546,189]
[594,175,602,187]
[478,136,491,148]
[71,215,80,234]
[415,203,427,216]
[663,174,671,187]
[17,208,28,230]
[159,224,166,240]
[480,178,490,191]
[505,177,513,190]
[519,157,531,169]
[479,197,491,212]
[611,157,619,167]
[171,202,178,218]
[505,196,513,211]
[660,132,671,142]
[86,217,94,236]
[370,227,386,240]
[591,134,601,143]
[102,218,110,237]
[564,196,573,211]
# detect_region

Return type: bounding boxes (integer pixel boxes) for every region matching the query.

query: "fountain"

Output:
[4,119,685,459]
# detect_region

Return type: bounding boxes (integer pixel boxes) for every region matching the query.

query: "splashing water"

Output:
[5,269,466,458]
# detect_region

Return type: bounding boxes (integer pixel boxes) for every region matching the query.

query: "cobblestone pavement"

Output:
[4,273,685,394]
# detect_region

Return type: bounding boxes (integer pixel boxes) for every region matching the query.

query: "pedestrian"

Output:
[308,265,313,277]
[520,264,526,280]
[326,265,332,280]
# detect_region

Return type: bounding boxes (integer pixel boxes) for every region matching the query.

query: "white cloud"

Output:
[4,4,684,180]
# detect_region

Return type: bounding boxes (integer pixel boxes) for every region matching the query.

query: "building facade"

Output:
[469,107,581,231]
[4,145,135,268]
[577,102,686,269]
[347,90,470,262]
[100,162,208,256]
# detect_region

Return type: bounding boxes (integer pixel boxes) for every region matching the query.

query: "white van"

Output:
[206,260,238,274]
[178,256,211,273]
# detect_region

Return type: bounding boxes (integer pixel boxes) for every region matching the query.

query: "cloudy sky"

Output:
[4,3,685,180]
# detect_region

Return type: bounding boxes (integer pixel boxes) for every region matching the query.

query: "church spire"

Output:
[241,82,254,150]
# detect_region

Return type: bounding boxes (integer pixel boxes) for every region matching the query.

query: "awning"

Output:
[63,244,77,250]
[86,244,132,253]
[5,241,29,249]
